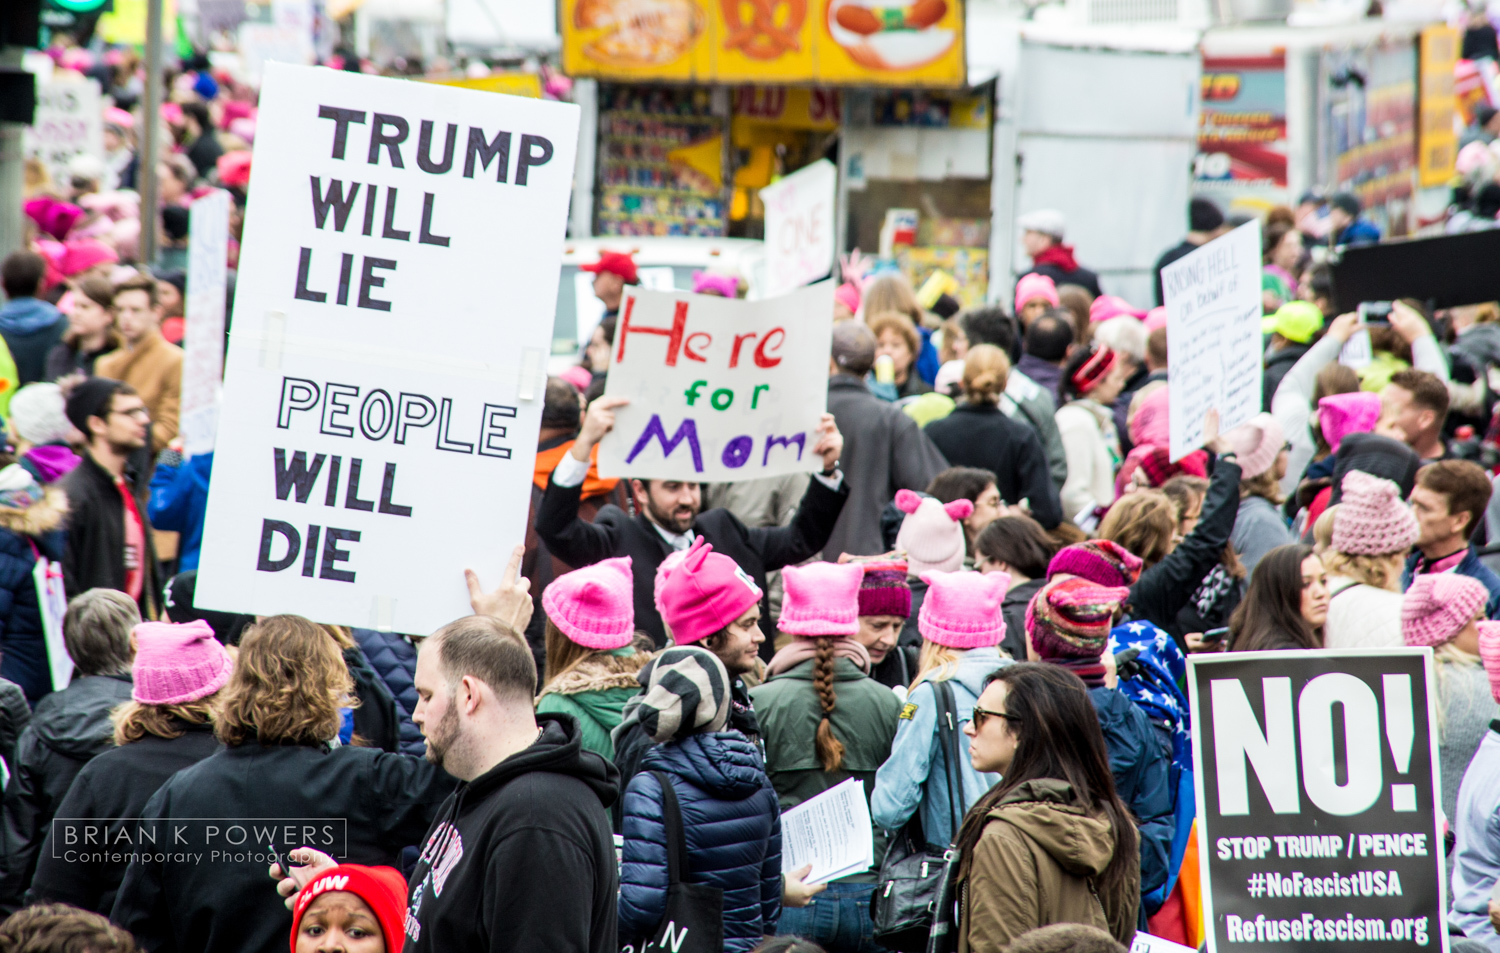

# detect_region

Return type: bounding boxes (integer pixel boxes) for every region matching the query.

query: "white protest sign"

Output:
[597,282,834,482]
[195,63,579,635]
[761,159,836,298]
[24,76,103,186]
[1163,220,1263,461]
[179,189,231,457]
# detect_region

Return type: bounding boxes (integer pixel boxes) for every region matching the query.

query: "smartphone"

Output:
[1358,301,1393,327]
[1200,627,1231,645]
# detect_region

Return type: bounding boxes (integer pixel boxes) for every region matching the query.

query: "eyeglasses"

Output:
[111,407,151,421]
[970,705,1022,731]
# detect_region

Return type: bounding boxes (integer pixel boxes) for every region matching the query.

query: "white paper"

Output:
[180,190,231,457]
[1131,932,1198,953]
[779,777,875,885]
[34,558,70,692]
[1340,328,1373,370]
[1163,220,1264,461]
[597,282,834,483]
[25,76,104,187]
[761,159,837,298]
[195,63,579,635]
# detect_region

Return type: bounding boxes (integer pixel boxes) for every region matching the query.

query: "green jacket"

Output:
[536,658,645,760]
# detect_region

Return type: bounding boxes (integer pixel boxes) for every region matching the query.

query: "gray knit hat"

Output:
[638,646,731,743]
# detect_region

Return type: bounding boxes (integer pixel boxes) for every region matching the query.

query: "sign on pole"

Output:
[195,63,579,635]
[1163,220,1263,461]
[597,282,834,483]
[1188,649,1446,952]
[761,159,836,298]
[179,189,230,458]
[25,76,104,186]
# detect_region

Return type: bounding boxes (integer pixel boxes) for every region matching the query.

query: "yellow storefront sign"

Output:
[421,73,544,98]
[561,0,965,87]
[1418,24,1459,188]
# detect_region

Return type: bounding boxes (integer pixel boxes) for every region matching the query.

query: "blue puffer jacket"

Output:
[619,731,782,953]
[350,628,424,757]
[147,453,212,570]
[0,488,67,706]
[1089,685,1174,905]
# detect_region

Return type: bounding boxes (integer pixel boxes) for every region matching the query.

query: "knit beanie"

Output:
[653,546,691,620]
[858,560,912,618]
[1015,272,1060,312]
[779,562,863,637]
[1047,540,1143,588]
[1479,621,1500,702]
[289,864,409,953]
[1330,434,1421,504]
[8,383,73,445]
[64,377,124,434]
[637,646,731,743]
[894,489,972,576]
[0,465,43,511]
[1025,576,1131,660]
[1128,385,1170,449]
[834,281,861,314]
[1319,391,1382,453]
[131,620,234,705]
[542,556,635,650]
[658,537,762,646]
[1224,412,1285,480]
[1401,573,1488,648]
[1330,470,1420,556]
[917,570,1010,649]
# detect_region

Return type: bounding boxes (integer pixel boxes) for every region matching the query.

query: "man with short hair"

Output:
[180,100,222,180]
[580,250,638,323]
[0,251,65,386]
[95,276,182,452]
[59,379,159,615]
[1151,197,1227,306]
[1380,368,1451,462]
[1015,210,1102,298]
[1403,460,1500,617]
[1327,191,1382,246]
[1017,310,1073,401]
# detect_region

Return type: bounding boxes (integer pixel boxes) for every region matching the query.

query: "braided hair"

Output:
[813,637,846,772]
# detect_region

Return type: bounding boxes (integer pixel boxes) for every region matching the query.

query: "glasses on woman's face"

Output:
[970,705,1022,731]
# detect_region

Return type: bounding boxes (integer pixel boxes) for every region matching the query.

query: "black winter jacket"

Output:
[28,723,220,914]
[403,714,620,953]
[0,679,29,780]
[343,646,400,753]
[923,403,1063,529]
[537,474,848,648]
[0,487,67,705]
[0,673,132,909]
[351,628,425,757]
[109,740,454,953]
[59,454,159,618]
[1001,578,1046,662]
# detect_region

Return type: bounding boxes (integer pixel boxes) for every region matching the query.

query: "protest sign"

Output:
[25,76,104,186]
[761,159,836,298]
[596,282,834,483]
[1188,649,1445,952]
[195,63,579,635]
[179,190,231,457]
[1163,220,1263,461]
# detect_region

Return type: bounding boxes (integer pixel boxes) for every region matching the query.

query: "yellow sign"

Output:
[561,0,965,88]
[97,0,178,47]
[422,73,544,98]
[1418,25,1459,188]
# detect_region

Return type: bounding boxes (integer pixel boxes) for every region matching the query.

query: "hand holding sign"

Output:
[465,544,533,633]
[572,395,631,463]
[811,412,843,472]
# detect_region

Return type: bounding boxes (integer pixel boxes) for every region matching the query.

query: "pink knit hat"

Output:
[834,282,862,314]
[1025,576,1131,660]
[1224,413,1286,480]
[1401,573,1488,648]
[658,538,763,645]
[1319,392,1382,453]
[541,556,635,650]
[1331,470,1420,556]
[1479,621,1500,702]
[1089,295,1146,323]
[1128,386,1170,448]
[131,620,234,706]
[59,239,118,277]
[917,570,1010,648]
[1144,307,1168,332]
[779,562,864,637]
[894,490,972,576]
[1015,273,1060,312]
[1047,540,1143,588]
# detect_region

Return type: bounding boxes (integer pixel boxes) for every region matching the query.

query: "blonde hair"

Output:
[1240,469,1286,506]
[962,344,1010,404]
[1322,550,1405,592]
[214,615,352,747]
[1312,505,1337,556]
[1098,491,1177,569]
[863,274,923,326]
[867,311,921,362]
[1433,641,1484,739]
[910,639,962,692]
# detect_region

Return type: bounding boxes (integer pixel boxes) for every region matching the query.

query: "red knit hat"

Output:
[289,864,408,953]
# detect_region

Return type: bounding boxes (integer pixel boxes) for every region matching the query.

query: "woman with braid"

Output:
[751,561,902,953]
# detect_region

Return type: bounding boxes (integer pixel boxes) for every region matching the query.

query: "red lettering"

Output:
[615,298,688,366]
[754,328,786,368]
[730,332,758,368]
[683,332,712,362]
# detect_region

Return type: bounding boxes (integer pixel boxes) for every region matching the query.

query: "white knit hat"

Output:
[1017,209,1067,240]
[9,383,74,445]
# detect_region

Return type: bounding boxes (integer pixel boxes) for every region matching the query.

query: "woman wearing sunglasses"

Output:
[953,663,1140,951]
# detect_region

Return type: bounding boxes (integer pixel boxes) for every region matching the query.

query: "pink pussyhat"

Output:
[1015,272,1059,312]
[917,570,1010,649]
[1480,621,1500,702]
[1319,391,1381,453]
[779,562,864,637]
[658,537,763,645]
[542,556,636,650]
[1401,572,1487,648]
[1144,307,1168,332]
[894,489,972,576]
[131,620,234,705]
[1089,295,1146,323]
[692,271,740,298]
[834,282,861,314]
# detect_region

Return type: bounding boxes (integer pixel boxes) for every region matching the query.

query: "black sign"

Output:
[1190,650,1445,951]
[1330,229,1500,314]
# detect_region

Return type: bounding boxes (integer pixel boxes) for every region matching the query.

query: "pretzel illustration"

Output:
[720,0,805,59]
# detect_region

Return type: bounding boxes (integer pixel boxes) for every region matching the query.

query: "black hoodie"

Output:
[404,713,620,953]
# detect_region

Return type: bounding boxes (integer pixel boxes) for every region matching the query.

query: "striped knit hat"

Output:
[1480,621,1500,703]
[1025,576,1131,660]
[1047,540,1143,588]
[637,646,731,743]
[858,560,912,618]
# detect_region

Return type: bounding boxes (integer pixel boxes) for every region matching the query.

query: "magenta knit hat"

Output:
[1015,273,1060,312]
[894,490,972,576]
[542,556,635,650]
[1224,413,1286,480]
[1331,470,1420,556]
[779,562,864,637]
[131,620,233,705]
[1319,392,1382,453]
[917,570,1010,648]
[859,560,912,618]
[1480,621,1500,702]
[1025,576,1131,660]
[1047,540,1143,588]
[1401,573,1488,648]
[659,538,763,645]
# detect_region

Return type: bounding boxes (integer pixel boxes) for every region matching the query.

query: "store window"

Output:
[595,84,729,237]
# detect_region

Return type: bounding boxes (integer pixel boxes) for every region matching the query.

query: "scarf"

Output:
[1055,656,1107,688]
[764,637,872,678]
[1034,243,1080,273]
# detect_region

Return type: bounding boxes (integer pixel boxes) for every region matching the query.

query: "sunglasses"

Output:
[971,705,1022,731]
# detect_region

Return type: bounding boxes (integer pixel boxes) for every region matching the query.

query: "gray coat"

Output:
[1230,495,1294,576]
[1003,371,1069,492]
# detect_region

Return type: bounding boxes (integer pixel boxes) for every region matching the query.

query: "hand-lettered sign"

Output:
[761,159,836,298]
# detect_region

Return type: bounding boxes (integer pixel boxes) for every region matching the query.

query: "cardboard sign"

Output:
[1163,220,1263,461]
[195,63,579,635]
[1188,649,1446,952]
[25,76,104,186]
[597,282,834,482]
[179,190,231,457]
[761,159,836,298]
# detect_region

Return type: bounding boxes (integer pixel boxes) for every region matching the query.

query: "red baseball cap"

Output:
[581,250,638,284]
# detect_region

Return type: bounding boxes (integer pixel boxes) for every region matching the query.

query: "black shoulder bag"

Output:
[871,680,967,953]
[629,771,725,953]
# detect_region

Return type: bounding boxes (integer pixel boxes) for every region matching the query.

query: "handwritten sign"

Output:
[597,282,834,482]
[24,76,103,186]
[761,159,836,298]
[179,189,230,457]
[195,63,579,635]
[1163,220,1263,461]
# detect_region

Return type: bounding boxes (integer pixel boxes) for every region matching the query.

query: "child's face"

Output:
[296,892,385,953]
